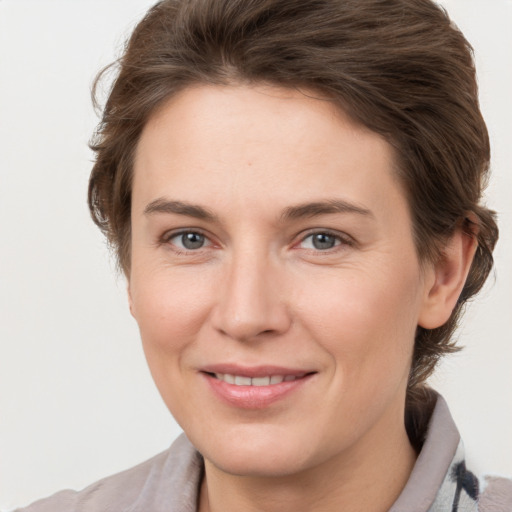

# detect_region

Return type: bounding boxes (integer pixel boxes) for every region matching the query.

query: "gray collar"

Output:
[391,395,478,511]
[148,394,477,511]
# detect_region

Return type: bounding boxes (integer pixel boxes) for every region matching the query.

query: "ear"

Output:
[418,227,478,329]
[127,281,136,318]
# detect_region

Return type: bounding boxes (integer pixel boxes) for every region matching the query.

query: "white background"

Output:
[0,1,510,509]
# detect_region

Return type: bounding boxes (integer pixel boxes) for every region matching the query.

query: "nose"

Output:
[211,250,292,342]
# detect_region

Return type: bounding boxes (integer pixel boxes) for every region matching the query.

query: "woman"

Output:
[13,0,511,510]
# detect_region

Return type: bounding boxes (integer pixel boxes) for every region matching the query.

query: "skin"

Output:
[128,84,476,512]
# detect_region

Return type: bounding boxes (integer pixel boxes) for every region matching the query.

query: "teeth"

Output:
[235,375,252,386]
[251,376,271,386]
[214,373,299,386]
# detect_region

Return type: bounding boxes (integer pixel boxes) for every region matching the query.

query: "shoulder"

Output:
[12,434,202,512]
[12,450,171,512]
[478,475,512,511]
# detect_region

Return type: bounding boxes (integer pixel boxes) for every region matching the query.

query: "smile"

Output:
[201,367,316,409]
[212,373,305,386]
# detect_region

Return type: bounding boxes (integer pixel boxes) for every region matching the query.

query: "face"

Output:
[129,84,432,478]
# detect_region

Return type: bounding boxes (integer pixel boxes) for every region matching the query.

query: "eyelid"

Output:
[295,229,355,250]
[160,228,213,251]
[158,227,354,253]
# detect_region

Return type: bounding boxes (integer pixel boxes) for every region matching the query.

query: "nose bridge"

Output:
[213,244,290,341]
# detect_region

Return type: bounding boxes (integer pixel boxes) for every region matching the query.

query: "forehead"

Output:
[137,84,388,159]
[132,84,406,222]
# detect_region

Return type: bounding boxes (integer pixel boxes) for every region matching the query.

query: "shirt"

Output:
[13,395,512,511]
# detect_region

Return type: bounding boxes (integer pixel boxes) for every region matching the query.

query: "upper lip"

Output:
[200,364,315,378]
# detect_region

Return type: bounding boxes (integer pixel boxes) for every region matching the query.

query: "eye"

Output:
[299,232,344,251]
[167,231,210,251]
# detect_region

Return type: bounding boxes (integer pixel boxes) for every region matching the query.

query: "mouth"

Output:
[200,366,317,409]
[207,372,309,386]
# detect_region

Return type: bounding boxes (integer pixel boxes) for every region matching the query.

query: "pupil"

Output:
[313,233,335,250]
[182,232,204,250]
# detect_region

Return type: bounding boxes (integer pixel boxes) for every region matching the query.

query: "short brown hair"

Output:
[88,0,498,423]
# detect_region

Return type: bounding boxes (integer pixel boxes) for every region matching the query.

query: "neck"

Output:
[198,406,416,512]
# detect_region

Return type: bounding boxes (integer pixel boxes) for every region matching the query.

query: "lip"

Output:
[200,364,316,409]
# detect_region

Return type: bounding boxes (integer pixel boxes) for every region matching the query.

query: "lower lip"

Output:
[202,373,314,409]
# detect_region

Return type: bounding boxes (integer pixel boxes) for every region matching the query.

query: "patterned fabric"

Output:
[428,442,512,511]
[428,442,479,511]
[12,394,512,512]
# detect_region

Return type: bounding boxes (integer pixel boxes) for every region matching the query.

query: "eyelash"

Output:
[160,228,354,254]
[160,229,212,254]
[296,230,354,252]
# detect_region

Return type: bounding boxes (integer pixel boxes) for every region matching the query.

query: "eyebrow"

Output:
[280,199,374,221]
[143,197,373,223]
[144,198,218,221]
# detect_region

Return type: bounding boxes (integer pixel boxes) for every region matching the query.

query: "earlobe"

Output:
[418,228,478,329]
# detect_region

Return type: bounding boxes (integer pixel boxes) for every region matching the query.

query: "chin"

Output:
[190,424,321,478]
[208,448,311,478]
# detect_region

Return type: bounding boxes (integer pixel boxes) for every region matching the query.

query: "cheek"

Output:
[129,266,214,363]
[294,262,421,381]
[129,268,216,419]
